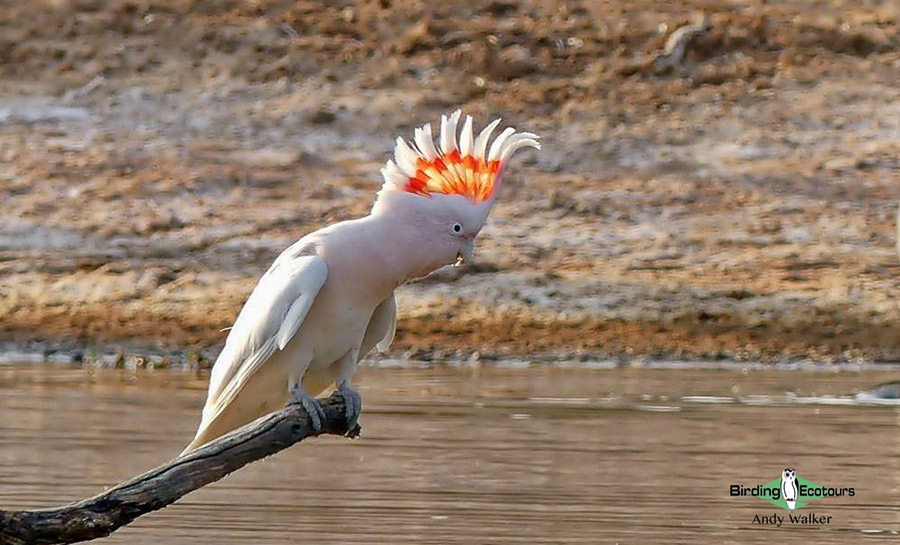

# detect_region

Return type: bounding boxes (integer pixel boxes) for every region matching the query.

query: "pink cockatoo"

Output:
[182,111,540,453]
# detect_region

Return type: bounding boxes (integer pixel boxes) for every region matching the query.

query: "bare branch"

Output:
[0,391,358,545]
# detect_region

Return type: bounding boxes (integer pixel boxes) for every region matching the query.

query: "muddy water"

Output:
[0,363,897,544]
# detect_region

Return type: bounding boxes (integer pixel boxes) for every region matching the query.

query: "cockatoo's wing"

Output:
[376,293,397,352]
[201,249,328,426]
[360,292,397,358]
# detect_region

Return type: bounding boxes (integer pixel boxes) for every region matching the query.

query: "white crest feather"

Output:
[499,132,541,162]
[380,159,407,186]
[487,127,517,162]
[394,137,418,175]
[414,124,439,160]
[440,110,462,154]
[474,118,501,159]
[459,115,474,157]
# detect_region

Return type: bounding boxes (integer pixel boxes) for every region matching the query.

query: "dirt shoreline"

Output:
[1,1,899,362]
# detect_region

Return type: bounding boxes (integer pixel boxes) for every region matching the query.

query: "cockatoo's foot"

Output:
[336,380,362,437]
[289,384,326,434]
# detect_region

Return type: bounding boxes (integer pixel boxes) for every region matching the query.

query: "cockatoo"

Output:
[182,111,540,453]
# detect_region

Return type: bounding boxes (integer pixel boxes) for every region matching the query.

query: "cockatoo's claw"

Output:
[289,384,326,434]
[336,380,362,436]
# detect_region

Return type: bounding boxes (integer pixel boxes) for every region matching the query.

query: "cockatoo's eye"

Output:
[451,222,463,235]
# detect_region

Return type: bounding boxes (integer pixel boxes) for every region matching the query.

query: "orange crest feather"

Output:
[380,111,540,204]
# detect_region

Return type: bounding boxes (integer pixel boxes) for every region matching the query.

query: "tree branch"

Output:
[0,391,359,545]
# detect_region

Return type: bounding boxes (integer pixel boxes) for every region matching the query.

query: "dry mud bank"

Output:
[0,0,898,362]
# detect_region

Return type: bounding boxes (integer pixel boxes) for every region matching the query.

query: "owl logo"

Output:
[781,468,799,511]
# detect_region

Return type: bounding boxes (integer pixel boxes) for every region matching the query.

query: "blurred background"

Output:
[0,0,897,363]
[0,1,898,543]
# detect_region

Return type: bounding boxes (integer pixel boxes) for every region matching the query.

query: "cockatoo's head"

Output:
[372,110,540,269]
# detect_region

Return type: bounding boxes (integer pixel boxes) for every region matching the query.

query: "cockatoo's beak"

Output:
[456,238,475,266]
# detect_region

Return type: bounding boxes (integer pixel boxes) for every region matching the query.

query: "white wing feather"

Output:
[202,248,327,424]
[375,293,397,352]
[358,292,397,358]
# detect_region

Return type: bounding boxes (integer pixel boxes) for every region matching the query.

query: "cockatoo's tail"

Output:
[379,110,541,204]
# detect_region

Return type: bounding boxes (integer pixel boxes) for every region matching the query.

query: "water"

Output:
[0,363,897,543]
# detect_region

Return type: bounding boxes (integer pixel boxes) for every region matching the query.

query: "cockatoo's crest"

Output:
[379,110,540,204]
